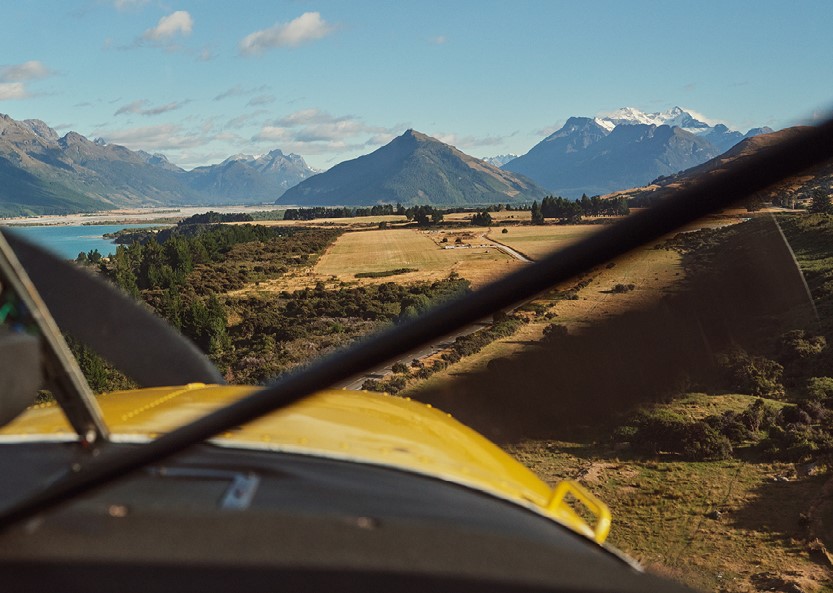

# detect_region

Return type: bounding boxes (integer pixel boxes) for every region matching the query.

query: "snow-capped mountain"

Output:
[594,106,712,134]
[482,154,519,167]
[503,118,718,198]
[187,149,317,200]
[503,106,775,198]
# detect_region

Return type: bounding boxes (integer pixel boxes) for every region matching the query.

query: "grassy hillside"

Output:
[0,156,106,216]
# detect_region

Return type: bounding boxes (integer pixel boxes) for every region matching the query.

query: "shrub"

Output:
[441,350,462,364]
[680,421,733,461]
[627,410,733,460]
[542,323,568,342]
[764,424,833,461]
[798,399,829,422]
[778,405,812,426]
[777,330,827,362]
[720,349,785,398]
[806,376,833,402]
[383,375,408,393]
[391,362,409,374]
[738,398,779,432]
[611,283,635,293]
[705,411,753,444]
[362,379,383,392]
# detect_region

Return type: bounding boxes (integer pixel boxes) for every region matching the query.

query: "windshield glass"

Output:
[1,3,833,592]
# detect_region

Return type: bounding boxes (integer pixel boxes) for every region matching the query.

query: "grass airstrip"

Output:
[224,211,829,591]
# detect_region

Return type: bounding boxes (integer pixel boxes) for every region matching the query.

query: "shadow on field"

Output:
[729,473,827,551]
[415,218,817,444]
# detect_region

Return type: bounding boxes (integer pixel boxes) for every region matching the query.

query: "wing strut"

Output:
[0,234,108,443]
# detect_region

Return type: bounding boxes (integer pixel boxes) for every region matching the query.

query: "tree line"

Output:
[531,195,630,224]
[74,224,341,387]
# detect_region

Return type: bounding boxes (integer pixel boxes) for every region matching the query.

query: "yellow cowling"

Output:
[0,384,610,543]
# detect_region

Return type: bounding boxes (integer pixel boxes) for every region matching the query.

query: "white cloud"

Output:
[0,82,27,100]
[112,0,149,10]
[143,11,193,41]
[224,110,269,130]
[114,99,187,116]
[678,106,723,127]
[433,133,505,148]
[275,108,350,127]
[252,126,291,143]
[0,60,54,82]
[114,99,148,115]
[239,12,334,55]
[248,94,276,107]
[95,123,205,150]
[252,108,401,158]
[143,101,187,116]
[430,35,447,45]
[535,122,564,137]
[213,84,270,101]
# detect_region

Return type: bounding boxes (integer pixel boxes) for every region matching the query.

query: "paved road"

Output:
[337,230,530,391]
[481,233,533,263]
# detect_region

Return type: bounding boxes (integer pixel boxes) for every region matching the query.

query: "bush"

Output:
[680,421,733,461]
[778,405,812,426]
[806,376,833,402]
[737,398,779,432]
[383,374,408,393]
[705,411,753,444]
[627,410,733,460]
[764,423,833,461]
[361,379,383,391]
[629,411,691,455]
[542,323,568,342]
[611,283,635,293]
[441,350,462,364]
[391,362,409,374]
[720,349,785,398]
[777,330,826,362]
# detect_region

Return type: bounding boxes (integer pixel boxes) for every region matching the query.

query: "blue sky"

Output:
[2,0,832,171]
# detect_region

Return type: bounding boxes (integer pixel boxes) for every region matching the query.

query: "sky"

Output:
[2,0,832,171]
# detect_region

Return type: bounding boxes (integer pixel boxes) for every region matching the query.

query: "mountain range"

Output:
[0,107,779,216]
[501,107,772,198]
[0,114,315,216]
[619,126,833,206]
[278,130,547,207]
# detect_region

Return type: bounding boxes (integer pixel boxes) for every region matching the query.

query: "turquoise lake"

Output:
[2,224,164,260]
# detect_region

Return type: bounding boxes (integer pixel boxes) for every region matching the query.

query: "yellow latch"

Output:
[547,480,611,544]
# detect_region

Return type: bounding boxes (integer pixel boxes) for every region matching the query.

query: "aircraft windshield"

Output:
[1,4,832,592]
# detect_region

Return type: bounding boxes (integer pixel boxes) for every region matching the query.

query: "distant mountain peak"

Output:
[503,115,720,198]
[597,106,712,134]
[22,119,59,142]
[0,112,317,215]
[401,128,432,142]
[221,153,256,165]
[278,130,547,207]
[483,154,518,168]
